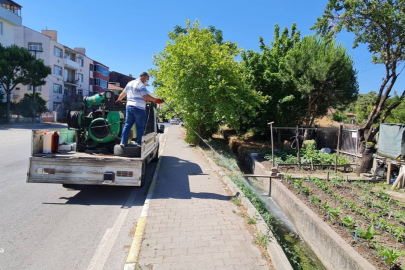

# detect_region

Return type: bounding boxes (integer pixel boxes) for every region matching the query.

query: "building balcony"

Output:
[63,58,79,70]
[63,77,78,86]
[0,2,22,26]
[63,94,82,102]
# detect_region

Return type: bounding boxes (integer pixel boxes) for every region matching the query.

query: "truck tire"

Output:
[152,144,159,162]
[114,144,141,157]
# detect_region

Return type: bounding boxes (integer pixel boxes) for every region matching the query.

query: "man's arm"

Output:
[116,92,127,102]
[142,94,162,104]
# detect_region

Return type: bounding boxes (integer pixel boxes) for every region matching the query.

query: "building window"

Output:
[0,22,3,35]
[78,89,83,96]
[29,85,42,92]
[94,65,109,77]
[53,102,62,112]
[63,87,69,95]
[78,57,84,67]
[53,84,62,94]
[94,78,108,89]
[28,43,43,52]
[78,74,83,82]
[89,78,93,85]
[54,46,62,57]
[89,64,94,71]
[54,65,62,76]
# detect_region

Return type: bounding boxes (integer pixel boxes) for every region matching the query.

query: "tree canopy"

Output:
[241,24,303,130]
[312,0,405,145]
[13,92,48,118]
[150,20,265,143]
[282,34,358,128]
[0,44,51,122]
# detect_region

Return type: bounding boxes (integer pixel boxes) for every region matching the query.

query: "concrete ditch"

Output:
[247,154,377,270]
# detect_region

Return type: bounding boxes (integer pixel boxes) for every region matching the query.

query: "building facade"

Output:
[13,27,109,115]
[92,61,109,93]
[0,0,22,47]
[0,0,22,102]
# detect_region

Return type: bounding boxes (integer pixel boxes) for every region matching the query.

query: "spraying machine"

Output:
[26,90,164,187]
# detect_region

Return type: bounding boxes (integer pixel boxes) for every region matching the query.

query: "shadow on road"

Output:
[152,155,234,201]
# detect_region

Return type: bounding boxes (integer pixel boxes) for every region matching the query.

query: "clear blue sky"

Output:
[17,0,404,94]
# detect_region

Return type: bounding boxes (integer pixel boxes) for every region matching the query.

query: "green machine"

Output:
[66,90,131,153]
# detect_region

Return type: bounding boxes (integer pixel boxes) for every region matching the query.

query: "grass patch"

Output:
[255,233,269,248]
[247,217,257,224]
[231,196,241,206]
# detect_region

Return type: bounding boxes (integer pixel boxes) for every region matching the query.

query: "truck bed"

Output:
[26,129,156,186]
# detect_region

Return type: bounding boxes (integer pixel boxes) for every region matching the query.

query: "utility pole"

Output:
[268,122,275,168]
[28,48,43,123]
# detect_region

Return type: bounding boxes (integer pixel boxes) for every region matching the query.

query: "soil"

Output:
[256,157,405,270]
[211,130,405,270]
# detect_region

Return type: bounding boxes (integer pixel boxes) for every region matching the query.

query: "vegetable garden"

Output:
[282,174,405,270]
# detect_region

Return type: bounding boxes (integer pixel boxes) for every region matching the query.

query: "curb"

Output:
[123,129,169,270]
[197,148,294,270]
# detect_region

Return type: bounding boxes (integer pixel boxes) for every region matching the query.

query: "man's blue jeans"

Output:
[120,106,146,145]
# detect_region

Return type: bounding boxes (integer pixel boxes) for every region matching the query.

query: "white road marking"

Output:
[86,187,140,270]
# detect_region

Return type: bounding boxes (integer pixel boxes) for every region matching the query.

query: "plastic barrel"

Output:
[43,132,53,153]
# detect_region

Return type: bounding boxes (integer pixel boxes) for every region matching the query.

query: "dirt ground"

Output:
[255,156,405,270]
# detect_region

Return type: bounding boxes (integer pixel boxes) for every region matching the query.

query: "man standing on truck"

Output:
[116,72,163,146]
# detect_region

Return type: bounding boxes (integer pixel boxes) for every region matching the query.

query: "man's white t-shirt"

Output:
[124,79,149,110]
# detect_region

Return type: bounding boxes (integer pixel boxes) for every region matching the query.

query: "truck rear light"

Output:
[116,171,134,177]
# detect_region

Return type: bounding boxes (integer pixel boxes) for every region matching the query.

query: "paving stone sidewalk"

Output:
[136,125,271,270]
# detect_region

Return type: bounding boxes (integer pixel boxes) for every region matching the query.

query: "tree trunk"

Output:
[6,91,11,124]
[357,148,375,174]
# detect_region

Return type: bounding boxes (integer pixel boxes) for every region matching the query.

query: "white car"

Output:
[169,118,181,125]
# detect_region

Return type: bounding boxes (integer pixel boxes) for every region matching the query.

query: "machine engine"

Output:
[66,91,127,153]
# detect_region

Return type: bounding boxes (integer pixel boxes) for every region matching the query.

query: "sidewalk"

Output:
[136,125,271,270]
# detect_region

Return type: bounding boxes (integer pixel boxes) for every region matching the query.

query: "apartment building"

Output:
[13,27,109,114]
[0,0,22,102]
[0,0,22,47]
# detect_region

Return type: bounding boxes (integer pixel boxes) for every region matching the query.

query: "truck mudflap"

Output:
[27,156,143,186]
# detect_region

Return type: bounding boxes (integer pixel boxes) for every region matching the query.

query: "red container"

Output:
[51,131,59,153]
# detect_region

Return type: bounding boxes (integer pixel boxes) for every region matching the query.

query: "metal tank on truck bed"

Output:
[27,90,164,187]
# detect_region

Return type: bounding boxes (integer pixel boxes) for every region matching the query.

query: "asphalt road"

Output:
[0,124,159,270]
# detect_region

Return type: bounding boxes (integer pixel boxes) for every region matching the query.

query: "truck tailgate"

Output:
[27,156,143,186]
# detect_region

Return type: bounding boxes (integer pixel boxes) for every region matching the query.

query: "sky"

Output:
[15,0,404,94]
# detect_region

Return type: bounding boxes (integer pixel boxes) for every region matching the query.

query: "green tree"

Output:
[0,44,51,123]
[282,35,358,129]
[312,0,405,172]
[151,20,265,144]
[241,24,303,131]
[14,92,48,118]
[347,91,378,124]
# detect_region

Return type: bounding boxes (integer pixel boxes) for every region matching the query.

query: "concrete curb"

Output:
[123,130,169,270]
[251,156,377,270]
[197,148,294,270]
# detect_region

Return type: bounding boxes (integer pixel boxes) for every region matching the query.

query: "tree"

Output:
[14,92,48,118]
[0,44,51,123]
[241,24,303,131]
[151,20,265,144]
[282,34,358,129]
[312,0,405,172]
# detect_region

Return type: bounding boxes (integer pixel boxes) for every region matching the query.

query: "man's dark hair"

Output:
[140,72,149,77]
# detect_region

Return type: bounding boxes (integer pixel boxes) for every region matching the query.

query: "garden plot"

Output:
[282,175,405,270]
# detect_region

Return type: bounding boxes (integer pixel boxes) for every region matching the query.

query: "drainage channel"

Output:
[237,160,327,270]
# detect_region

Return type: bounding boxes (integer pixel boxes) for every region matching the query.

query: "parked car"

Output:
[169,118,181,125]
